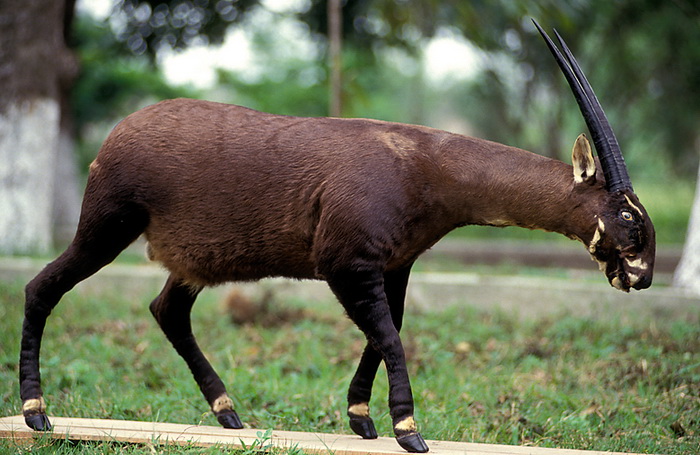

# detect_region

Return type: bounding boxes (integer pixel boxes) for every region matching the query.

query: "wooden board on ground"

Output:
[1,415,646,455]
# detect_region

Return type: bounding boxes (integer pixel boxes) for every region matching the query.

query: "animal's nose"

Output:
[632,274,652,290]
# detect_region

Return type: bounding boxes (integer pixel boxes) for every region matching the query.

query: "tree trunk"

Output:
[0,0,77,254]
[53,116,82,246]
[327,0,342,117]
[673,160,700,295]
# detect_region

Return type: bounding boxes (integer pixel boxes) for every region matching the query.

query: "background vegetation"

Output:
[60,0,698,249]
[76,0,700,170]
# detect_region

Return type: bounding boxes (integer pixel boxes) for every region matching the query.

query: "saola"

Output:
[19,21,655,453]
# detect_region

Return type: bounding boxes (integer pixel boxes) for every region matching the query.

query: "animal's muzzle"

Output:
[631,274,652,290]
[609,269,652,292]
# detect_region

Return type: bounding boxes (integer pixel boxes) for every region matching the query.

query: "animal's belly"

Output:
[144,230,318,286]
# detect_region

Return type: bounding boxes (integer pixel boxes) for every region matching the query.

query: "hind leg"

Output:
[20,206,147,430]
[347,265,412,440]
[149,275,242,429]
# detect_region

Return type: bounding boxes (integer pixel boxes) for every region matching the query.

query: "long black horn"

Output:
[532,19,632,192]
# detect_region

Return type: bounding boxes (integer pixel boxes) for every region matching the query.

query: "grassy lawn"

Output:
[1,277,698,454]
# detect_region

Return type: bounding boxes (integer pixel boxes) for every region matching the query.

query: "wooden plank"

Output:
[0,415,649,455]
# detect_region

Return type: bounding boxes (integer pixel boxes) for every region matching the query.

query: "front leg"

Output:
[327,268,428,453]
[346,265,412,441]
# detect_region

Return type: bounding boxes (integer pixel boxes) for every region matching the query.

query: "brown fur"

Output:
[87,99,623,285]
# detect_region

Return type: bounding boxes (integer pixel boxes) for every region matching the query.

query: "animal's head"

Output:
[535,20,656,292]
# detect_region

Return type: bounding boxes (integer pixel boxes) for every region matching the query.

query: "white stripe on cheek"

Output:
[589,218,605,253]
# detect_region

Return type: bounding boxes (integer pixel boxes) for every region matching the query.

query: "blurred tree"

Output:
[70,14,198,171]
[214,43,420,121]
[674,162,700,295]
[0,0,250,253]
[96,0,700,171]
[301,0,700,173]
[4,0,698,256]
[588,0,700,176]
[328,0,343,116]
[0,0,79,254]
[113,0,260,58]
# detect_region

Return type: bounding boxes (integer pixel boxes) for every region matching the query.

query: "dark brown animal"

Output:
[19,22,655,452]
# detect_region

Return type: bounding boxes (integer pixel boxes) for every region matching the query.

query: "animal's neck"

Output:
[439,137,598,246]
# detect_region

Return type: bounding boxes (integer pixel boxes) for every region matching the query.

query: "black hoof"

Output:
[25,413,52,431]
[349,416,378,439]
[396,432,429,453]
[217,410,243,429]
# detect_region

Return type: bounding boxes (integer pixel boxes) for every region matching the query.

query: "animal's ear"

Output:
[572,133,596,185]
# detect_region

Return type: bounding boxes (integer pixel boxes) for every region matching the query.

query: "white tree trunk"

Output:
[673,163,700,295]
[52,126,81,245]
[0,0,77,255]
[0,99,60,254]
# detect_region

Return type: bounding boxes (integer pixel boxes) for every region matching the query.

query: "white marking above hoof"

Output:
[212,394,234,413]
[22,397,46,414]
[394,416,417,433]
[348,402,370,418]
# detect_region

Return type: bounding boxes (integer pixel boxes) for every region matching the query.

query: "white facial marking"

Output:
[625,257,648,270]
[591,256,606,272]
[611,277,629,292]
[624,195,644,217]
[588,218,605,253]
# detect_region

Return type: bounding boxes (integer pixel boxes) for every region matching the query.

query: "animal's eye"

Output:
[621,211,634,222]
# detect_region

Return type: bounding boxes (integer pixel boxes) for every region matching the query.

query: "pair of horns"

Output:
[532,19,632,192]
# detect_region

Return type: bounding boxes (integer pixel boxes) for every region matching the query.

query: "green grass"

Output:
[1,279,698,454]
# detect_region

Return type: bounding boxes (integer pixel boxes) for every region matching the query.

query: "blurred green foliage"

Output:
[66,1,697,247]
[69,14,199,172]
[71,0,699,179]
[113,0,259,56]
